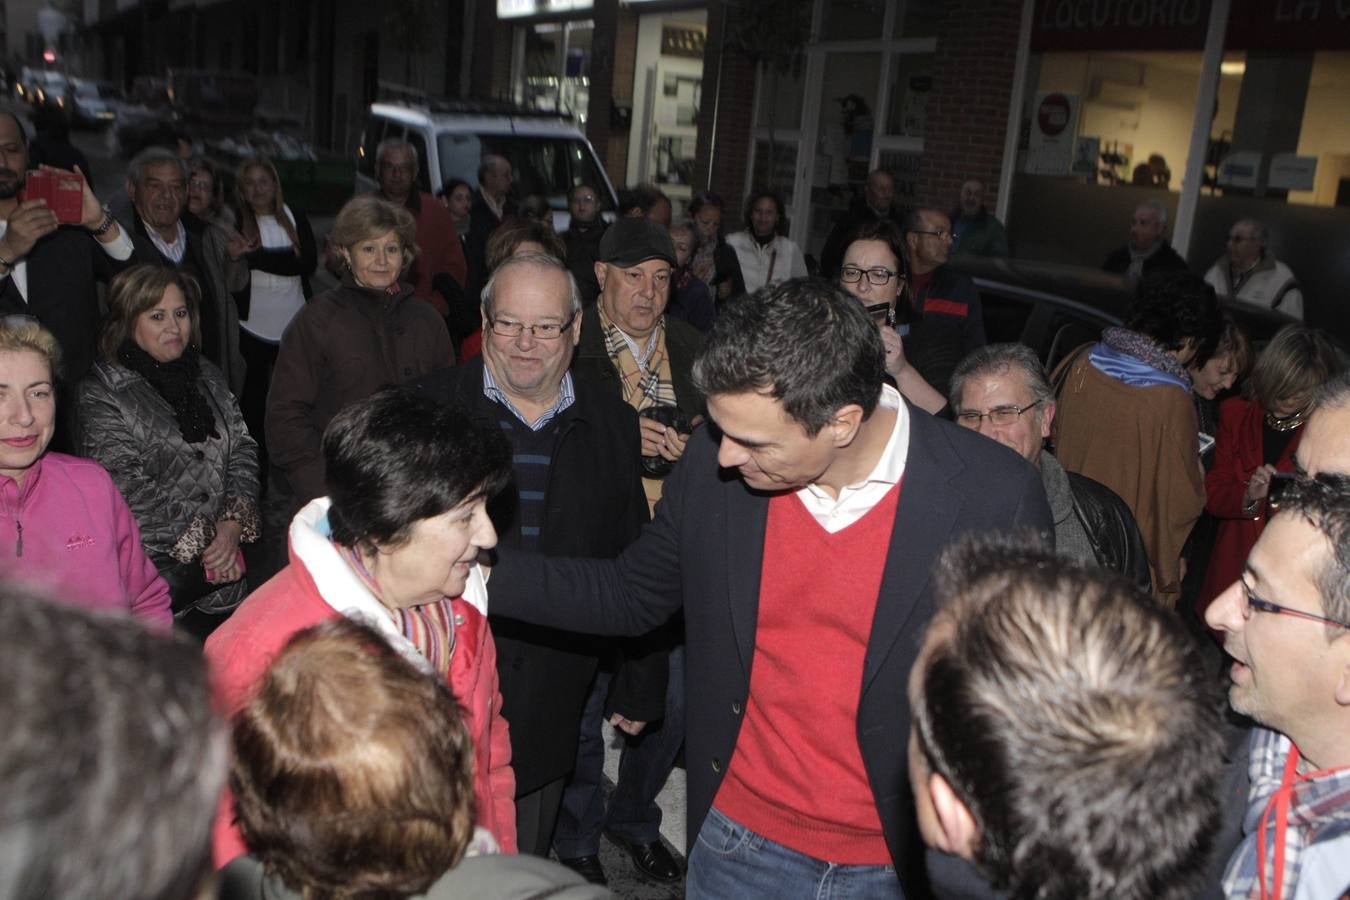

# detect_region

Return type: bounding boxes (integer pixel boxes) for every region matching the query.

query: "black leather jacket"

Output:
[1067,470,1153,594]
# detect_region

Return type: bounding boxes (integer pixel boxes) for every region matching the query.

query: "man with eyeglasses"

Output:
[949,343,1151,592]
[1203,217,1303,321]
[413,251,665,873]
[370,139,469,337]
[901,207,986,399]
[1204,473,1350,900]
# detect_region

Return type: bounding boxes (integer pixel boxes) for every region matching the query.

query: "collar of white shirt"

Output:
[796,383,909,533]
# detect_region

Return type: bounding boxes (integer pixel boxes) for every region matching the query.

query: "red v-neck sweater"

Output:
[714,482,901,864]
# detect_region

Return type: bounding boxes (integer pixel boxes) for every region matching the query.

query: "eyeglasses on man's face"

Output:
[1240,578,1350,630]
[954,399,1042,428]
[911,228,953,241]
[488,314,577,340]
[840,265,901,286]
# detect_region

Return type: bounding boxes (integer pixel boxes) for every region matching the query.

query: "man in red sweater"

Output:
[489,278,1050,898]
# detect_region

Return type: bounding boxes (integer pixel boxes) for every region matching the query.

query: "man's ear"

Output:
[593,260,607,291]
[1040,400,1056,439]
[930,772,980,860]
[1334,644,1350,707]
[828,404,865,447]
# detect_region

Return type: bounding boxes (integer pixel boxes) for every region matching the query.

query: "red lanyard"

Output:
[1255,746,1350,900]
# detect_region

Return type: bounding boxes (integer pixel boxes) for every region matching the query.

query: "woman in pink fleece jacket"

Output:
[205,387,518,866]
[0,316,170,628]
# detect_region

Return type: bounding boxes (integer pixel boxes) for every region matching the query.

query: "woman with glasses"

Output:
[1,315,171,628]
[836,222,946,414]
[75,266,260,641]
[1197,324,1343,614]
[266,195,453,519]
[725,189,807,293]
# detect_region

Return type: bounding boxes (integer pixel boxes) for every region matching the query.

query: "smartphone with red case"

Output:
[19,170,84,224]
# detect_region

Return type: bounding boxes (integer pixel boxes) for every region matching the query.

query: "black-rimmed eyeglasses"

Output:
[488,314,577,340]
[840,265,901,286]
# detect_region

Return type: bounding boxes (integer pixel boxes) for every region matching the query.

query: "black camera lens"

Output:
[639,405,692,477]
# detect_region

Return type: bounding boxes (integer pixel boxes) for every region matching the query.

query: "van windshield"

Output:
[437,134,613,212]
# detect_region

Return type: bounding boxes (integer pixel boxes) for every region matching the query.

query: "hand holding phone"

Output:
[19,170,85,225]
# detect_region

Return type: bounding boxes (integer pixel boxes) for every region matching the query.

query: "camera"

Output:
[639,404,693,478]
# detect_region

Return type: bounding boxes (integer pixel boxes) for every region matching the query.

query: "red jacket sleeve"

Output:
[479,625,518,852]
[1206,399,1259,520]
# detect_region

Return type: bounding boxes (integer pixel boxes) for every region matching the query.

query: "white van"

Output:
[355,101,618,232]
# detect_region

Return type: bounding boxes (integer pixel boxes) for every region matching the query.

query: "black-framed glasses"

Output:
[911,228,953,241]
[1241,578,1350,630]
[840,265,901,286]
[488,313,577,340]
[954,400,1043,428]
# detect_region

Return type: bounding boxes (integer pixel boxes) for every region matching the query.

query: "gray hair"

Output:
[375,138,419,172]
[1233,217,1268,248]
[478,153,509,182]
[126,147,189,187]
[480,252,581,321]
[949,342,1053,412]
[669,218,700,251]
[1316,370,1350,411]
[1138,199,1168,229]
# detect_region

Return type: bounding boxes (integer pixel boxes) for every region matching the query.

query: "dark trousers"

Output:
[553,644,685,857]
[238,330,278,467]
[515,777,566,858]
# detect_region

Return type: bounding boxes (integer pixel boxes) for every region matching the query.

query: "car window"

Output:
[437,133,613,211]
[978,290,1035,346]
[358,115,389,179]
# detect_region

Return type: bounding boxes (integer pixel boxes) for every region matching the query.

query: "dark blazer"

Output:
[572,305,705,419]
[412,358,663,794]
[0,226,133,385]
[489,404,1053,896]
[466,189,506,283]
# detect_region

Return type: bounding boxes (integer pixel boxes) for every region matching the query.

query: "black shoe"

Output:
[605,833,681,882]
[557,854,608,886]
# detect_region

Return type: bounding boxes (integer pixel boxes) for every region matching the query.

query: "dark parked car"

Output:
[946,256,1337,373]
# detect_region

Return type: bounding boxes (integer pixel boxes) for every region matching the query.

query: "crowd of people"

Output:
[3,115,1350,900]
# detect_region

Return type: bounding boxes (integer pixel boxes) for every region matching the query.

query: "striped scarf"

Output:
[336,544,456,678]
[596,303,677,413]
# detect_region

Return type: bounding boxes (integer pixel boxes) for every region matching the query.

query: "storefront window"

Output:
[885,51,934,138]
[520,20,593,125]
[805,52,882,256]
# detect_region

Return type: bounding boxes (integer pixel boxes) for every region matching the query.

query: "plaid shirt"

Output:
[1224,728,1350,899]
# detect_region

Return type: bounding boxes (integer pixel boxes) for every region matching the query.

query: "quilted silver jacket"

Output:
[75,358,260,560]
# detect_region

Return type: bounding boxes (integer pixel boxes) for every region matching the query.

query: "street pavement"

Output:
[72,125,689,899]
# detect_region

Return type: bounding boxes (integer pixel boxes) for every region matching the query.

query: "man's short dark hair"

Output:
[323,387,511,552]
[1278,474,1350,630]
[693,278,885,435]
[912,535,1223,900]
[1124,271,1221,361]
[0,587,224,900]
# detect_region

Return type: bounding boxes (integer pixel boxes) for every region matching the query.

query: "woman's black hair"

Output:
[324,387,511,551]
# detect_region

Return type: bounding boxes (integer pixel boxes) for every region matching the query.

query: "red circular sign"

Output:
[1038,93,1072,136]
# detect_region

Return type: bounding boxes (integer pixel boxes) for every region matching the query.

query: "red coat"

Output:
[407,191,468,316]
[1198,398,1302,612]
[204,498,516,867]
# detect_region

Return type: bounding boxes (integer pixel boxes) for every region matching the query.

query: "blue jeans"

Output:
[687,806,903,900]
[553,645,685,857]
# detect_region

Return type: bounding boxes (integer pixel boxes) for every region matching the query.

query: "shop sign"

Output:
[499,0,668,15]
[1025,92,1080,175]
[1033,0,1350,52]
[1217,151,1261,189]
[1268,153,1317,191]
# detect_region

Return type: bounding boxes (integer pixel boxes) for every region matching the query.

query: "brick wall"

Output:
[916,1,1022,211]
